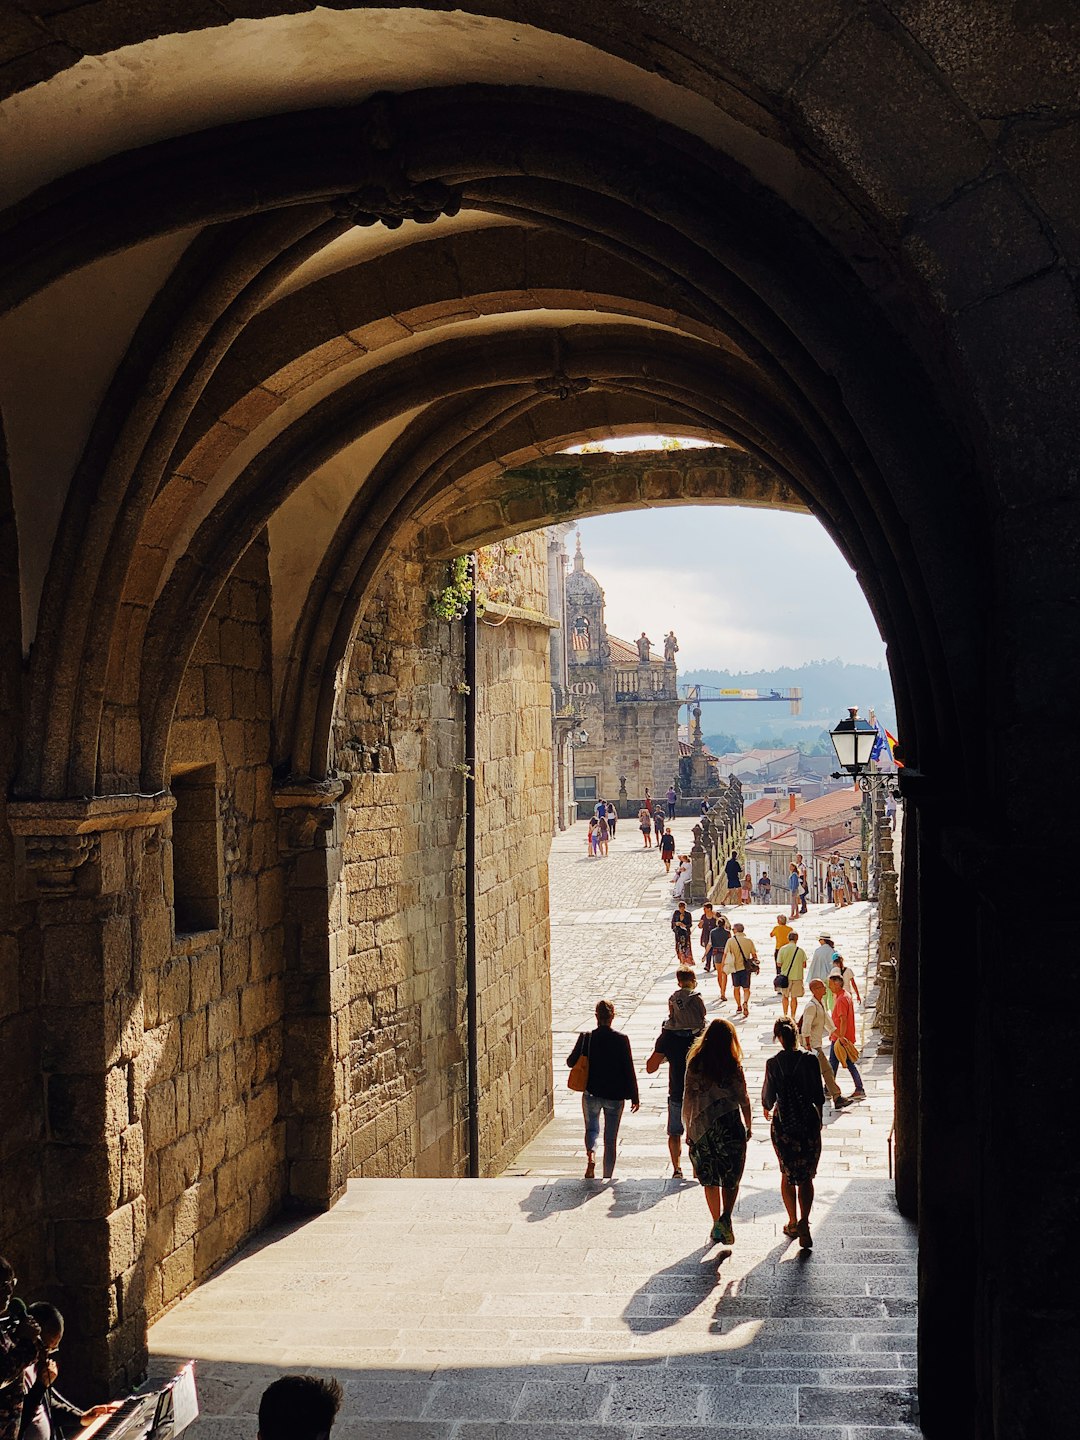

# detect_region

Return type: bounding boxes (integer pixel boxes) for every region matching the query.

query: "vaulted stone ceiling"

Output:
[0,1,1074,809]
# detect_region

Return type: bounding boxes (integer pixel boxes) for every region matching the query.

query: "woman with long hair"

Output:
[682,1019,752,1245]
[671,900,693,964]
[762,1017,825,1249]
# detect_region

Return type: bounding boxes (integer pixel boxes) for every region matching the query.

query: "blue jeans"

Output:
[829,1043,864,1093]
[583,1093,625,1177]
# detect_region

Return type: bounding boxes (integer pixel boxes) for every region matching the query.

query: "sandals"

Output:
[584,1156,596,1179]
[782,1221,800,1238]
[798,1220,813,1250]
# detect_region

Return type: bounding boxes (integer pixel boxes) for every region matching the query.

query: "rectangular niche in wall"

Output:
[170,764,222,936]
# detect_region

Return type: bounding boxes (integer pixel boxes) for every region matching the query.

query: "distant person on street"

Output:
[770,914,793,962]
[683,1019,752,1247]
[723,850,742,905]
[672,854,692,900]
[808,933,835,989]
[258,1375,343,1440]
[708,914,731,992]
[828,975,866,1101]
[639,806,652,848]
[774,930,807,1021]
[762,1017,825,1249]
[653,810,666,844]
[596,811,610,857]
[757,870,771,905]
[587,816,598,857]
[700,797,709,818]
[646,1008,696,1179]
[831,953,862,1009]
[666,785,677,818]
[660,829,676,872]
[671,901,694,963]
[739,868,753,905]
[787,862,801,919]
[566,1000,640,1178]
[662,966,707,1036]
[644,786,653,813]
[606,800,617,837]
[723,922,758,1018]
[697,903,717,965]
[800,978,846,1107]
[795,852,809,914]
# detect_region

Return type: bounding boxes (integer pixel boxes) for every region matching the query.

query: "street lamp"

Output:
[829,707,878,776]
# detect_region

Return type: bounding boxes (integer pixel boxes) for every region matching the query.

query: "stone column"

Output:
[7,794,173,1399]
[689,824,706,903]
[273,776,351,1212]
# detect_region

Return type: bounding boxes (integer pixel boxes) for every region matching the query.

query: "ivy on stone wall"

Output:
[431,542,522,620]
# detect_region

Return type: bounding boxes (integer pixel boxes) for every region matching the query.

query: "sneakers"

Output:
[852,1090,867,1101]
[833,1096,852,1109]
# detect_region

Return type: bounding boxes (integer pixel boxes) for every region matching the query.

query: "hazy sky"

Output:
[573,506,888,672]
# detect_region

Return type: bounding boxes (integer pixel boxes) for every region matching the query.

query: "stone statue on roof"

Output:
[664,630,679,662]
[636,631,652,661]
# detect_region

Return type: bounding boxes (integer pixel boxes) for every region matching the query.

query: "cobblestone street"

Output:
[150,820,919,1437]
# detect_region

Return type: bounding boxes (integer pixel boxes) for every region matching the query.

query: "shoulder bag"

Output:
[734,935,759,975]
[774,946,801,991]
[567,1030,591,1091]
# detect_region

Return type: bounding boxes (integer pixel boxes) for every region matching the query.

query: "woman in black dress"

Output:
[682,1019,752,1246]
[761,1017,825,1249]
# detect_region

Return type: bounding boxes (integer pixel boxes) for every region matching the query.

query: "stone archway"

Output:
[0,8,1076,1435]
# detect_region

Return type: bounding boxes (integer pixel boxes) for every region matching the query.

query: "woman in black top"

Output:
[761,1017,825,1249]
[567,1000,640,1179]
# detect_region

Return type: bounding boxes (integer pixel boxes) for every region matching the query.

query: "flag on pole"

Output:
[884,727,903,768]
[870,722,887,764]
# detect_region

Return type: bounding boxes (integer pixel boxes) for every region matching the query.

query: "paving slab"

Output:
[151,821,919,1435]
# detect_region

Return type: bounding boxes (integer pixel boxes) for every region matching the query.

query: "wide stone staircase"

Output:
[150,826,919,1435]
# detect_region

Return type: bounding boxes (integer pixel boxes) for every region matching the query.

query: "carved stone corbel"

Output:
[272,775,351,852]
[8,793,175,896]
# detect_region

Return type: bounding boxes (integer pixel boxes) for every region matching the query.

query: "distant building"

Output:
[563,537,681,811]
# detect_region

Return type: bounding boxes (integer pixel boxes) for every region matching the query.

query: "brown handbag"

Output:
[567,1031,591,1091]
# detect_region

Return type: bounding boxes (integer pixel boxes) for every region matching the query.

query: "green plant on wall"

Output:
[431,541,522,620]
[431,555,473,620]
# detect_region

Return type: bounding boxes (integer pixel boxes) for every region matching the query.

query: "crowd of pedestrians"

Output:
[566,810,868,1256]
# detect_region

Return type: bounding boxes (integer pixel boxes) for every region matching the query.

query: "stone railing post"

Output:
[7,793,174,1398]
[273,775,352,1212]
[689,823,707,902]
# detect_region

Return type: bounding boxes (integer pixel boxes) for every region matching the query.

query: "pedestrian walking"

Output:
[831,953,862,1006]
[639,806,652,848]
[646,1016,695,1179]
[722,922,758,1018]
[660,829,676,872]
[566,1000,640,1178]
[666,785,677,819]
[770,914,793,960]
[662,966,707,1036]
[757,870,771,905]
[807,933,835,989]
[587,816,598,857]
[683,1019,752,1246]
[739,869,753,905]
[787,862,801,919]
[697,903,717,965]
[606,800,617,837]
[708,914,730,992]
[671,900,694,963]
[799,978,846,1107]
[828,974,866,1101]
[723,850,742,905]
[774,930,807,1021]
[762,1017,825,1249]
[796,852,809,915]
[596,812,610,857]
[653,810,666,844]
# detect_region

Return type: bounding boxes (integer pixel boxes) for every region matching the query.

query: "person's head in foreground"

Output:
[258,1375,343,1440]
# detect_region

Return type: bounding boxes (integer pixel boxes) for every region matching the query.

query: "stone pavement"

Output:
[149,820,919,1436]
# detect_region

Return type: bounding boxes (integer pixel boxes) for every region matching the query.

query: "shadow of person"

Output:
[517,1178,608,1222]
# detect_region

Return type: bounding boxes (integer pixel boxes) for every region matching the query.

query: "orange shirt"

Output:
[770,923,793,949]
[831,989,856,1045]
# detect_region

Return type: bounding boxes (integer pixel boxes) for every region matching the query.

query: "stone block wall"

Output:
[140,537,286,1322]
[335,533,554,1180]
